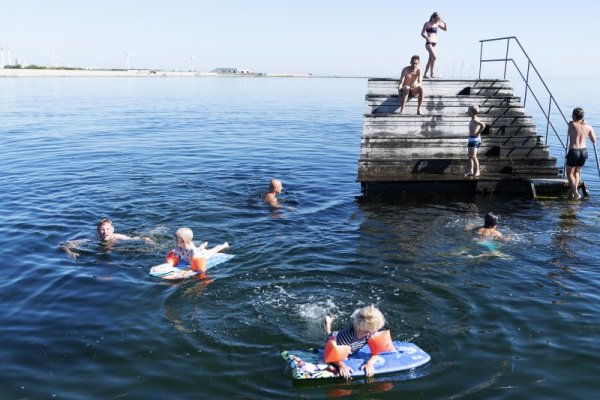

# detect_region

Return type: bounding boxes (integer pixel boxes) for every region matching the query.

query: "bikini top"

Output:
[426,25,438,34]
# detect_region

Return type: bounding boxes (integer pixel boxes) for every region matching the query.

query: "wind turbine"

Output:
[48,44,60,68]
[124,52,135,70]
[189,55,196,72]
[0,47,4,67]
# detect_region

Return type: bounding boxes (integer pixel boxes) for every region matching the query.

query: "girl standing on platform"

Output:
[421,12,447,79]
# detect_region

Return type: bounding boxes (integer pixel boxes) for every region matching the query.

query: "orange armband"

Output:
[190,257,207,273]
[367,330,395,354]
[165,251,180,266]
[323,336,351,363]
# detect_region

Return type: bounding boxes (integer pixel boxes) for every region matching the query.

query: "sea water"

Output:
[0,76,599,399]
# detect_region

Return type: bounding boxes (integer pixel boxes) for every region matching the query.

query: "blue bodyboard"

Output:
[281,341,430,380]
[149,253,234,280]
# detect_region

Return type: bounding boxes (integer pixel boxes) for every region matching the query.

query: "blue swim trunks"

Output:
[468,135,481,148]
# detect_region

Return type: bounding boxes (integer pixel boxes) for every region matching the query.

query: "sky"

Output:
[2,0,599,78]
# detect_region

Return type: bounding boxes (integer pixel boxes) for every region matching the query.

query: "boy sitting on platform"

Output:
[398,55,424,115]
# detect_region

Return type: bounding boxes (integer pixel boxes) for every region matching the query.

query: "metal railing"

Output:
[478,36,570,177]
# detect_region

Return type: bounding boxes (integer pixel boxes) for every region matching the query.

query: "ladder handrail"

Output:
[479,36,570,177]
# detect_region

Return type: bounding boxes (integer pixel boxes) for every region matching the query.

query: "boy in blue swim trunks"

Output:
[465,105,486,177]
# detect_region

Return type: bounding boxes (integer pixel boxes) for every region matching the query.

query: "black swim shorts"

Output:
[566,148,588,167]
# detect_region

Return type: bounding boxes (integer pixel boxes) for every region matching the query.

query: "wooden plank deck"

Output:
[358,78,568,197]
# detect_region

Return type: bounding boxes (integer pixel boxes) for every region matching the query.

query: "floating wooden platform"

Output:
[358,78,571,198]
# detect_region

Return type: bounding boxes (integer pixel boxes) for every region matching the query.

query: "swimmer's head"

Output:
[352,305,385,335]
[467,105,480,116]
[572,107,585,121]
[269,179,283,193]
[175,227,194,247]
[484,212,498,229]
[97,218,115,242]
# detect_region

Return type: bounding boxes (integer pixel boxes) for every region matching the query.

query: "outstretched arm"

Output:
[114,233,156,244]
[60,239,89,259]
[113,233,134,240]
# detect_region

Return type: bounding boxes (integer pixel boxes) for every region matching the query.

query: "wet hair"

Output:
[410,55,420,63]
[269,179,282,191]
[484,212,498,229]
[97,218,113,230]
[176,227,194,242]
[429,12,440,22]
[572,107,585,121]
[352,305,385,333]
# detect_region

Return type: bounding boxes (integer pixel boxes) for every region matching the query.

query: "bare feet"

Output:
[416,109,423,115]
[474,172,480,178]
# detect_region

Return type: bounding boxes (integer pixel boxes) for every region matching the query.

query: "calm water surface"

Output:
[0,77,599,399]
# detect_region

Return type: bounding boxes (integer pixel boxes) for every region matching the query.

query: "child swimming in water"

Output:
[473,212,503,239]
[61,218,153,259]
[263,178,283,208]
[323,305,389,379]
[150,227,229,275]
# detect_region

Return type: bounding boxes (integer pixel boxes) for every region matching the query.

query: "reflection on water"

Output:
[0,77,599,399]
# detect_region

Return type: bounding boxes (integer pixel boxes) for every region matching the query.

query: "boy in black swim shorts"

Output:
[566,107,596,199]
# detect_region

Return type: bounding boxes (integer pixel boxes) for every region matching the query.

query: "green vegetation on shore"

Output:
[3,64,127,71]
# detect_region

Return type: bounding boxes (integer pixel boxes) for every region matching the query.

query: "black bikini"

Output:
[425,24,438,46]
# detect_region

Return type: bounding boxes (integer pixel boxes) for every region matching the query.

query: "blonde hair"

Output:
[468,105,480,115]
[175,227,193,243]
[352,305,385,332]
[269,179,282,191]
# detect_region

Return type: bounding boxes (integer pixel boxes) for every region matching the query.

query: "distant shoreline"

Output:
[0,68,367,79]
